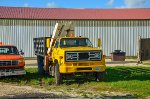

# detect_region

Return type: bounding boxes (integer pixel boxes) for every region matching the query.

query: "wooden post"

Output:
[137,35,142,63]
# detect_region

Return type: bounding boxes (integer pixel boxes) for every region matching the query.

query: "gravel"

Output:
[0,82,75,99]
[0,82,138,99]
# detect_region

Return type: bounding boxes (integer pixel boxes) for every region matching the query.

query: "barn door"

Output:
[138,36,150,62]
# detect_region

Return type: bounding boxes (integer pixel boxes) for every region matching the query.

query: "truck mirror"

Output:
[19,50,24,55]
[98,38,101,47]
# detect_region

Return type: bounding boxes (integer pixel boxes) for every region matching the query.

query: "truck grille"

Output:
[0,60,18,66]
[65,51,101,62]
[79,52,89,60]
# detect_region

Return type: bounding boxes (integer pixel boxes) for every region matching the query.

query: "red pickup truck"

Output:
[0,42,26,76]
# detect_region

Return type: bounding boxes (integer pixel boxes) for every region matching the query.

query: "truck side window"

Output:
[54,40,59,48]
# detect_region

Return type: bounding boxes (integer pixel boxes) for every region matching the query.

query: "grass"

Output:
[0,68,55,86]
[105,67,150,96]
[0,66,150,98]
[125,56,137,59]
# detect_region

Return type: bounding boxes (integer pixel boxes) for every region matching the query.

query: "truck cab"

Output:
[0,43,26,76]
[51,37,106,84]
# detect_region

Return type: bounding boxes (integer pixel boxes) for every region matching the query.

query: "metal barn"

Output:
[0,7,150,57]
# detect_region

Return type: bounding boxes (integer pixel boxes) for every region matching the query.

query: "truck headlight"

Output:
[94,52,100,58]
[66,54,73,59]
[66,53,77,61]
[18,59,25,63]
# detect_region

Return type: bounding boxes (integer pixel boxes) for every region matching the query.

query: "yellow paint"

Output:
[46,38,50,48]
[52,37,106,73]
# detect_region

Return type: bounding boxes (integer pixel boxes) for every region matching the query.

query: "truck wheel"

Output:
[55,62,63,85]
[96,72,105,81]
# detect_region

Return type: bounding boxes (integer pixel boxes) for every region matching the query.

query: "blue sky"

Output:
[0,0,150,8]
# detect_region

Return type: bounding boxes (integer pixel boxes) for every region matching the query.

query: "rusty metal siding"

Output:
[0,19,150,57]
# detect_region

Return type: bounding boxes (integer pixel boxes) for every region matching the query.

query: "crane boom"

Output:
[47,22,75,56]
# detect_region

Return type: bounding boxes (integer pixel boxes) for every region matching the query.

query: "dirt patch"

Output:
[106,59,150,67]
[0,82,137,99]
[0,82,76,98]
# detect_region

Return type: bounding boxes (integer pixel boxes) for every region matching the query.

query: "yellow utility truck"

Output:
[33,22,106,85]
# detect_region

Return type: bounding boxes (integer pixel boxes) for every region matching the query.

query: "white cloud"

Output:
[107,0,114,6]
[117,0,149,8]
[23,3,29,7]
[124,0,148,8]
[47,2,58,8]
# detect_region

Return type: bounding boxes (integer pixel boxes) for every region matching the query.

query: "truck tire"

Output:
[55,62,63,85]
[37,55,45,74]
[96,72,105,81]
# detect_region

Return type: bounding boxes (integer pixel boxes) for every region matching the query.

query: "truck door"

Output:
[53,40,59,59]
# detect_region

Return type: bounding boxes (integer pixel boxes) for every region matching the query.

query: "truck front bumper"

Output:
[60,63,106,73]
[0,69,26,77]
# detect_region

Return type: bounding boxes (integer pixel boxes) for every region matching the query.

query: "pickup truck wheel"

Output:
[55,62,63,85]
[96,72,105,81]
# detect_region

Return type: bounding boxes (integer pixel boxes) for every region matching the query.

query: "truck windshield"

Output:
[60,38,93,48]
[0,46,19,55]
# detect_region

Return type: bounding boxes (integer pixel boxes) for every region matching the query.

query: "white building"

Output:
[0,6,150,57]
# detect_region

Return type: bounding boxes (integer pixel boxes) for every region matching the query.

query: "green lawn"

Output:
[0,66,150,98]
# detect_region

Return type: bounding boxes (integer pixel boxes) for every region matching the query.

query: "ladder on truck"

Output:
[44,22,75,72]
[47,22,75,56]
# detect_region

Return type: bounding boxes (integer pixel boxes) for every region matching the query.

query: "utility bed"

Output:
[33,37,51,56]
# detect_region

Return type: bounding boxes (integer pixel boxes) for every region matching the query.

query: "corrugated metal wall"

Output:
[0,19,150,57]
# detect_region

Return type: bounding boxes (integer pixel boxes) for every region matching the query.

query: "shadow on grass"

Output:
[0,68,52,85]
[0,67,150,85]
[63,66,150,85]
[105,66,150,82]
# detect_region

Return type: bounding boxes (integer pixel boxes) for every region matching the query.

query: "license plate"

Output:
[0,70,26,76]
[95,67,100,71]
